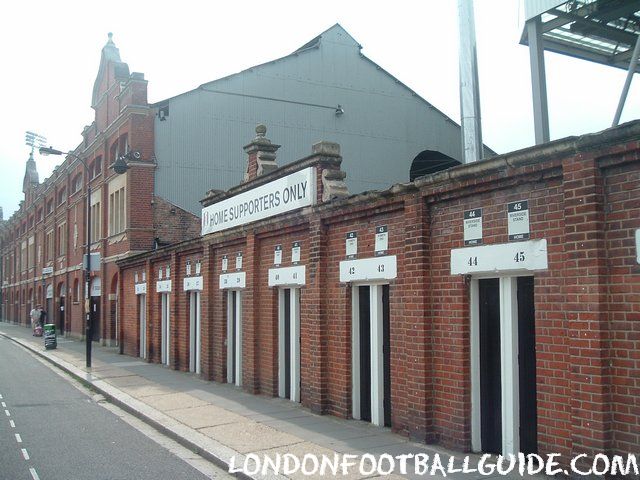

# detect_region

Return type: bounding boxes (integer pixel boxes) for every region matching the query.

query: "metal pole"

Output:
[85,179,92,368]
[527,17,550,144]
[458,0,483,163]
[613,34,640,127]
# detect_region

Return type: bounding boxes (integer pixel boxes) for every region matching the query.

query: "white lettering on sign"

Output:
[156,280,172,293]
[450,239,548,275]
[507,200,530,241]
[374,225,388,256]
[464,208,483,246]
[221,255,228,272]
[339,256,397,282]
[183,276,203,291]
[345,232,358,259]
[291,241,301,264]
[201,167,316,235]
[42,266,54,275]
[274,245,282,266]
[235,253,243,270]
[135,283,147,295]
[268,266,306,287]
[219,272,246,289]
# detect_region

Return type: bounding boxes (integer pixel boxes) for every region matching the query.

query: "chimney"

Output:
[242,124,280,182]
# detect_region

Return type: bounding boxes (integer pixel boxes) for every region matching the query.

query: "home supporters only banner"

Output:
[201,167,316,235]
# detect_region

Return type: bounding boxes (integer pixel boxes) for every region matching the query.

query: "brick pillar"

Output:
[563,154,611,461]
[242,125,280,183]
[200,244,213,380]
[401,193,434,442]
[243,233,259,393]
[211,249,227,383]
[301,217,328,413]
[169,252,179,370]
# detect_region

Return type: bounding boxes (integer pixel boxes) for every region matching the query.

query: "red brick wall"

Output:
[116,124,640,464]
[153,196,200,247]
[602,153,640,455]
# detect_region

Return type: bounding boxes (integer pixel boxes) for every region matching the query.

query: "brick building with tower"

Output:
[117,120,640,467]
[1,25,492,346]
[0,34,199,342]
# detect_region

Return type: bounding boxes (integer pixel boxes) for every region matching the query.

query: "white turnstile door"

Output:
[226,290,242,386]
[139,294,147,359]
[278,288,301,402]
[189,291,201,374]
[352,284,391,427]
[161,293,170,366]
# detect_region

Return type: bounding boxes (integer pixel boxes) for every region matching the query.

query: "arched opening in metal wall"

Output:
[409,150,461,182]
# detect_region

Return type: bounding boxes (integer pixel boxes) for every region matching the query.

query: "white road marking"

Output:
[4,409,10,416]
[15,433,22,443]
[10,420,15,428]
[1,401,5,407]
[21,448,30,460]
[30,467,40,480]
[0,393,3,398]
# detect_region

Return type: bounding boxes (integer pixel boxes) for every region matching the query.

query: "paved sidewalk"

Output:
[0,322,541,480]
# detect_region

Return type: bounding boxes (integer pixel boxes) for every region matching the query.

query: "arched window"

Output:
[92,156,102,179]
[73,278,80,304]
[71,173,83,194]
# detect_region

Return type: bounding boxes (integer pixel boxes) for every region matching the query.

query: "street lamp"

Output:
[39,146,131,368]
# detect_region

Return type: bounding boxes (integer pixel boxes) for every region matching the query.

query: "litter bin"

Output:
[44,324,57,350]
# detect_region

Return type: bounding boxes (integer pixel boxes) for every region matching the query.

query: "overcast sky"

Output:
[1,0,638,219]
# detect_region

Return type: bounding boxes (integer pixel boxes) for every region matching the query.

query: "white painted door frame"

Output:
[139,294,146,359]
[470,276,521,455]
[278,288,301,402]
[226,290,242,386]
[189,291,201,374]
[351,283,386,427]
[161,293,170,366]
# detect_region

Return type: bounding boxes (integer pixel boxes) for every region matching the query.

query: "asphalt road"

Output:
[0,335,223,480]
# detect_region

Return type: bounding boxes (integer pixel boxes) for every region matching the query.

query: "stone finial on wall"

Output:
[312,141,349,202]
[242,124,280,183]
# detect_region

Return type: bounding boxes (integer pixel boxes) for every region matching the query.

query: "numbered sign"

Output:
[464,208,483,246]
[339,255,397,282]
[156,280,172,293]
[450,239,548,275]
[274,245,282,266]
[235,252,243,270]
[375,225,388,256]
[291,241,301,264]
[219,272,246,289]
[221,255,228,272]
[346,231,358,259]
[268,266,306,287]
[183,276,203,291]
[134,283,147,295]
[508,200,530,241]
